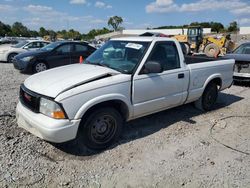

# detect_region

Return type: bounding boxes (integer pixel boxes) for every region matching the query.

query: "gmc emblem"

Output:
[24,93,32,102]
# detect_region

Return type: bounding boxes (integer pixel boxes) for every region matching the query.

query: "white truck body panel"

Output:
[17,37,235,143]
[24,64,121,98]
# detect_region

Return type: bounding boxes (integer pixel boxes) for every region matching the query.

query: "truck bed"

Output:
[185,55,221,64]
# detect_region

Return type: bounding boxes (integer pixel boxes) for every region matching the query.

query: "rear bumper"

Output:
[233,72,250,82]
[16,102,81,143]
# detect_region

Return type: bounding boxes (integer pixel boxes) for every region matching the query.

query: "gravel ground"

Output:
[0,63,250,188]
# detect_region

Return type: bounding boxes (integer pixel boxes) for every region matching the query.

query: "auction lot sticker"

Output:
[125,43,143,50]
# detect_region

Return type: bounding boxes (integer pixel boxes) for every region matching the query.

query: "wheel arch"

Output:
[74,95,132,122]
[194,75,221,111]
[203,74,222,91]
[7,52,18,61]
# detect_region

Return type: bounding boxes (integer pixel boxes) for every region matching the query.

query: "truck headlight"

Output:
[21,56,34,62]
[39,98,66,119]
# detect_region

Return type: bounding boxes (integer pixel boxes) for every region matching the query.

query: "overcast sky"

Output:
[0,0,250,33]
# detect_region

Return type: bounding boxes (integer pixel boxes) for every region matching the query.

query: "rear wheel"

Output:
[195,82,218,111]
[33,62,48,73]
[7,53,18,63]
[204,43,220,57]
[79,107,123,150]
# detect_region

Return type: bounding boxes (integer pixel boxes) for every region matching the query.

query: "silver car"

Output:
[224,42,250,82]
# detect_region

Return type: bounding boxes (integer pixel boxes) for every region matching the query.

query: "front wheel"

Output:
[194,82,218,111]
[7,53,18,63]
[33,62,48,73]
[79,107,123,150]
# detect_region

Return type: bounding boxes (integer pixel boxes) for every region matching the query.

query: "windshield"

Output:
[233,43,250,54]
[85,40,150,74]
[13,40,28,48]
[40,42,62,51]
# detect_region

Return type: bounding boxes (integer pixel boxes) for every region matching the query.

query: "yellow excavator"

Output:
[173,26,235,57]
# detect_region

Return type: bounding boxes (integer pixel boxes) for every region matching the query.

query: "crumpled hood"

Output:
[24,64,120,98]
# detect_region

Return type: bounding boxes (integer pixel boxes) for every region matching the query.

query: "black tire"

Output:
[7,53,18,63]
[79,107,123,150]
[33,62,48,73]
[194,82,218,111]
[204,43,220,57]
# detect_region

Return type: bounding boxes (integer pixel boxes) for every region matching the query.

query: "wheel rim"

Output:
[209,48,215,55]
[9,54,16,62]
[35,63,47,72]
[90,115,117,144]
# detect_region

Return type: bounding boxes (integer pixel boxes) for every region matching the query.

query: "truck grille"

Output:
[19,85,40,112]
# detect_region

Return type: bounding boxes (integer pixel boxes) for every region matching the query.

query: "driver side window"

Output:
[25,42,40,49]
[55,44,71,54]
[147,42,180,71]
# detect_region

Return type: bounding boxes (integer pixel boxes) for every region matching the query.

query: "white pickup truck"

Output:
[16,37,234,149]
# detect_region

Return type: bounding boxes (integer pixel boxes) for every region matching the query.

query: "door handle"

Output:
[178,73,184,79]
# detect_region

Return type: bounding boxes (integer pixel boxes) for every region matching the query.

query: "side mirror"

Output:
[141,61,163,74]
[23,46,29,49]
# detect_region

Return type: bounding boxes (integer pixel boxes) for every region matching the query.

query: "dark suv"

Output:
[13,41,96,73]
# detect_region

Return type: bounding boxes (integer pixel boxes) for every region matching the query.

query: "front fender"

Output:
[74,93,133,120]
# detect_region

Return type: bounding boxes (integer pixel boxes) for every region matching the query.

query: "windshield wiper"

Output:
[95,62,109,68]
[86,60,109,68]
[85,60,125,73]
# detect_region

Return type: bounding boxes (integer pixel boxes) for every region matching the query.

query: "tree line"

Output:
[0,16,124,40]
[154,21,238,33]
[0,18,238,41]
[0,21,112,40]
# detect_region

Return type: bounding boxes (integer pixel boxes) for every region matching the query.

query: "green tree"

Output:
[68,29,81,40]
[81,27,111,40]
[47,30,57,41]
[108,16,123,31]
[11,22,30,37]
[39,27,48,37]
[228,21,238,32]
[0,21,11,36]
[154,22,225,33]
[190,22,211,28]
[57,30,68,39]
[29,30,39,37]
[210,22,224,33]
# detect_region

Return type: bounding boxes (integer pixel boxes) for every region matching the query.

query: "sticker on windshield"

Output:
[125,43,143,50]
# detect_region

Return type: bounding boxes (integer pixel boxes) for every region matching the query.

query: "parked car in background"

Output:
[13,41,96,73]
[0,38,19,46]
[0,40,49,63]
[224,42,250,82]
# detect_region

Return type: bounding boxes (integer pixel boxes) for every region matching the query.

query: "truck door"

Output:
[132,41,189,117]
